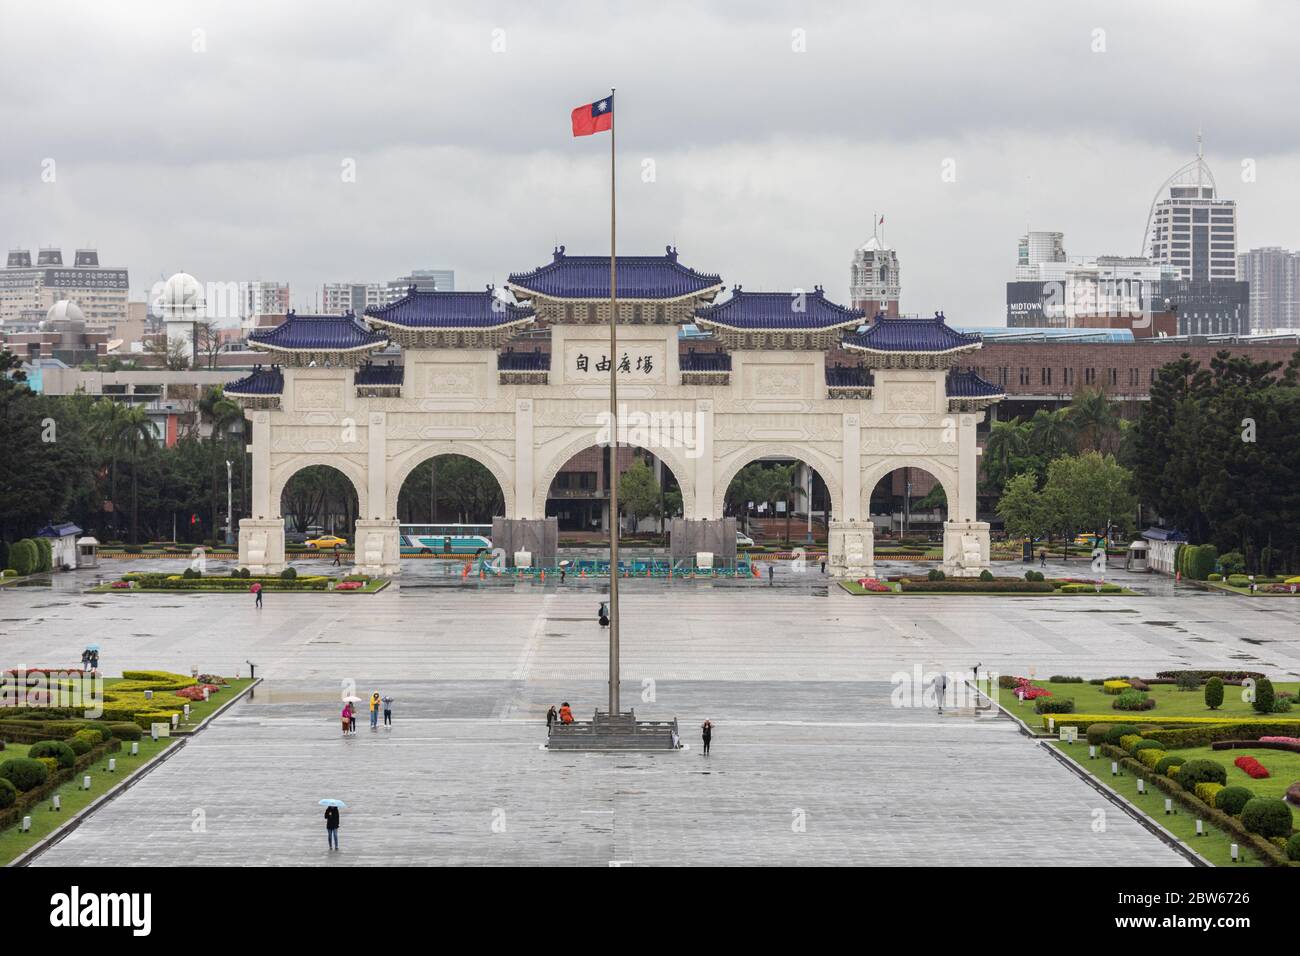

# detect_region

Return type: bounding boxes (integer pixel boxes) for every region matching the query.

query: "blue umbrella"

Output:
[318,798,347,808]
[85,644,101,651]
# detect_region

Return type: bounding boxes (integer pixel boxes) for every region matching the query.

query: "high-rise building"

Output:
[1015,231,1066,279]
[1144,138,1238,282]
[1237,247,1300,332]
[322,269,455,314]
[849,229,899,317]
[243,281,291,322]
[0,247,129,330]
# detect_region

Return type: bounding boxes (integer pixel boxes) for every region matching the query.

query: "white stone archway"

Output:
[712,442,844,521]
[385,441,517,520]
[859,456,960,524]
[270,455,370,522]
[532,428,698,521]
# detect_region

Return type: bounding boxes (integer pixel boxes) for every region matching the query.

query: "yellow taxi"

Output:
[305,534,348,550]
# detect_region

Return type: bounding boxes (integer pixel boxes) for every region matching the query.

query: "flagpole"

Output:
[607,87,620,717]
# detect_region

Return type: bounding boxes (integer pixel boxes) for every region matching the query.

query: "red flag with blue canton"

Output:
[572,95,613,136]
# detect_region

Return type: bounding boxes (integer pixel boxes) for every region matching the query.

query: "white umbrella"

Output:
[342,695,362,703]
[318,798,347,808]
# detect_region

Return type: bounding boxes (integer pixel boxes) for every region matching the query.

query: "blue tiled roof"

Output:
[508,245,722,300]
[354,363,404,386]
[946,369,1003,398]
[694,287,865,331]
[826,364,872,388]
[250,312,387,353]
[1142,527,1188,542]
[37,522,83,538]
[498,348,550,371]
[224,366,284,396]
[842,313,982,354]
[365,288,534,329]
[680,349,732,372]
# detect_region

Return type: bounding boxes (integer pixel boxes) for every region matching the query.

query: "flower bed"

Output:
[1234,755,1271,779]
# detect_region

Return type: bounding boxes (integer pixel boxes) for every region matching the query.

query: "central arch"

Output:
[532,430,697,520]
[712,442,843,521]
[386,442,516,519]
[271,455,369,522]
[859,457,960,527]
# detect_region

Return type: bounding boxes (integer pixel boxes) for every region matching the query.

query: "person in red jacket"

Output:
[559,702,574,724]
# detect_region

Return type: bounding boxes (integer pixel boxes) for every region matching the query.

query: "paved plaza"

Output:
[3,559,1298,866]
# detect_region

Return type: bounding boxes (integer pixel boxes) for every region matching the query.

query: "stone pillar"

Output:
[956,413,978,524]
[514,399,534,519]
[827,519,874,579]
[238,519,286,575]
[943,519,991,577]
[693,399,715,518]
[249,411,272,520]
[366,411,387,521]
[352,519,401,576]
[841,412,861,522]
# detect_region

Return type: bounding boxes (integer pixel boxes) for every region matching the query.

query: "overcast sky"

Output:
[3,0,1298,324]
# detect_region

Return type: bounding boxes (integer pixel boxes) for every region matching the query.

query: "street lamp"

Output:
[226,460,234,547]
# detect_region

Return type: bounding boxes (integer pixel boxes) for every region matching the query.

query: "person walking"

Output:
[546,704,557,734]
[340,702,352,737]
[332,545,342,567]
[701,719,713,755]
[1039,549,1047,569]
[369,692,381,730]
[252,581,263,608]
[382,695,393,727]
[767,563,774,586]
[598,601,609,628]
[934,672,949,714]
[324,804,340,851]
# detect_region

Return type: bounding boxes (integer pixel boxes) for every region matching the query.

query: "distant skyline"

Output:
[4,0,1300,324]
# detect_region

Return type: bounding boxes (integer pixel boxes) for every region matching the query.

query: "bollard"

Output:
[1111,761,1118,776]
[1047,718,1055,733]
[108,758,116,772]
[51,794,61,811]
[1089,744,1096,759]
[1165,798,1173,815]
[82,775,91,790]
[21,816,31,832]
[184,704,191,719]
[1230,843,1239,862]
[1196,819,1204,836]
[171,713,179,729]
[203,688,209,702]
[131,741,139,755]
[1137,779,1145,795]
[151,725,158,741]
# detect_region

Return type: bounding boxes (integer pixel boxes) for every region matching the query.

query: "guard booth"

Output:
[1021,538,1033,563]
[76,536,100,569]
[1124,540,1148,572]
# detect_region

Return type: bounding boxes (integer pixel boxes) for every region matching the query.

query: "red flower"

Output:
[1233,755,1270,779]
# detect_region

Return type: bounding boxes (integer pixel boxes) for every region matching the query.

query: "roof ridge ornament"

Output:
[553,244,566,260]
[666,244,678,261]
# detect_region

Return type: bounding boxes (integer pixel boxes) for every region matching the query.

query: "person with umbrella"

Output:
[252,580,263,608]
[341,698,360,735]
[320,799,345,851]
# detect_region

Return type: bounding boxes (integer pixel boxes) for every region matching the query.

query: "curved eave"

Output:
[505,281,725,304]
[365,314,535,335]
[840,340,982,356]
[248,340,387,354]
[224,388,281,399]
[693,314,863,335]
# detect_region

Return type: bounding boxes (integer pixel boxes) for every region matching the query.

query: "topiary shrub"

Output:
[1216,786,1255,816]
[1240,797,1293,838]
[927,568,945,581]
[1174,671,1200,692]
[1035,697,1075,714]
[107,721,143,740]
[1103,723,1141,746]
[0,756,49,791]
[1155,754,1183,775]
[0,776,15,808]
[1204,676,1224,711]
[28,739,76,769]
[1138,748,1167,769]
[1288,833,1300,862]
[1195,782,1225,806]
[978,569,994,582]
[1188,544,1217,580]
[1131,738,1162,754]
[9,539,38,576]
[280,566,297,580]
[1218,551,1246,575]
[1086,723,1111,745]
[1113,690,1156,711]
[68,728,103,755]
[1253,678,1276,715]
[1207,572,1222,581]
[1176,758,1227,792]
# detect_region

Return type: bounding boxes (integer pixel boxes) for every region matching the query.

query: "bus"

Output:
[399,524,493,556]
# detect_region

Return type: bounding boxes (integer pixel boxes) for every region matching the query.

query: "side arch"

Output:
[532,431,697,520]
[385,442,516,519]
[270,454,369,521]
[859,456,961,523]
[711,442,843,520]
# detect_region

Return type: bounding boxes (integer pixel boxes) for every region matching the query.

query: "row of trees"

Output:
[1133,350,1300,571]
[723,461,806,541]
[0,349,250,546]
[996,451,1137,549]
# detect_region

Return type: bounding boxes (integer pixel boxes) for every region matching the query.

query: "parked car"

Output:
[284,531,310,545]
[305,534,348,550]
[736,532,755,548]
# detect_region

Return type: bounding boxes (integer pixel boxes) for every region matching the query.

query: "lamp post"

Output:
[225,460,234,546]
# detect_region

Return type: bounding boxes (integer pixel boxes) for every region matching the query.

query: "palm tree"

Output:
[113,405,155,544]
[1027,408,1074,464]
[199,387,243,542]
[1067,388,1121,453]
[982,418,1030,493]
[91,399,129,538]
[759,463,806,545]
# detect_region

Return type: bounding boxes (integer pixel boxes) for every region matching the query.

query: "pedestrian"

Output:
[1039,549,1047,569]
[559,701,574,724]
[90,649,99,672]
[333,545,341,567]
[340,702,352,737]
[820,558,826,574]
[324,804,340,851]
[934,672,949,714]
[546,704,557,734]
[252,581,263,608]
[369,691,381,729]
[701,719,713,755]
[598,602,609,628]
[560,567,566,583]
[382,695,393,727]
[767,563,774,585]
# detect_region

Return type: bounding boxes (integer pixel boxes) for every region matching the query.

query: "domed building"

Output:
[45,299,87,328]
[154,272,207,362]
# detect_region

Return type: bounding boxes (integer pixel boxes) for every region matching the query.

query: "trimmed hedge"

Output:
[1205,677,1224,710]
[0,777,15,809]
[1240,798,1293,838]
[900,579,1054,593]
[1034,697,1075,715]
[27,740,75,769]
[0,756,49,791]
[1154,754,1183,775]
[1195,782,1225,806]
[1102,723,1142,746]
[9,539,38,577]
[1254,678,1276,715]
[1175,758,1227,791]
[1216,786,1255,816]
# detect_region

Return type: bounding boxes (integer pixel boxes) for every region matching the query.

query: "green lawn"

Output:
[1159,744,1300,826]
[91,580,388,594]
[996,679,1300,724]
[0,736,178,865]
[1,742,30,759]
[1050,741,1269,867]
[839,582,1139,597]
[1203,580,1300,598]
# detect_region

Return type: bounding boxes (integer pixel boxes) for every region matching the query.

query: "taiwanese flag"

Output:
[571,94,613,136]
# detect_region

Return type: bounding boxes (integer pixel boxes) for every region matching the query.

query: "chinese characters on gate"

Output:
[575,352,654,375]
